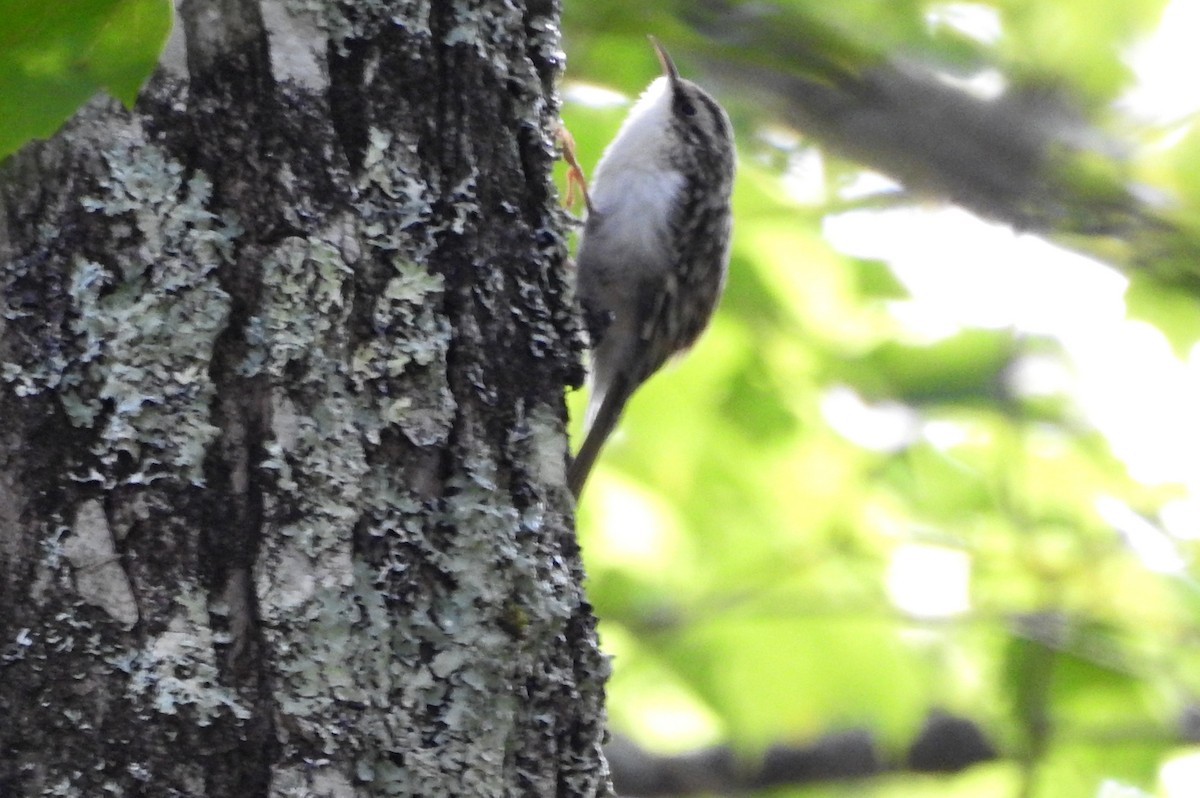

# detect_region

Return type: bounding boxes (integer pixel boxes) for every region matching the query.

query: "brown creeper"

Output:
[568,38,736,497]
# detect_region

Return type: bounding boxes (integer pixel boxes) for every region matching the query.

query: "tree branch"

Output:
[606,711,997,797]
[671,1,1200,295]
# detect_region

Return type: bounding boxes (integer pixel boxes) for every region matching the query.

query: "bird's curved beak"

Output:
[649,36,681,86]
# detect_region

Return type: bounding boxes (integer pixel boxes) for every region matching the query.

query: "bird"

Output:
[568,37,736,498]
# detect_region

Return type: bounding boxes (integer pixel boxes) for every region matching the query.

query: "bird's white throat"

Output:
[587,77,684,269]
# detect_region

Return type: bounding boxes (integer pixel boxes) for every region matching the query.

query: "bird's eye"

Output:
[680,99,697,117]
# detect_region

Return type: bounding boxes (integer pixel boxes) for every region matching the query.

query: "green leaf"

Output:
[663,616,929,749]
[851,257,909,300]
[1002,623,1057,756]
[0,0,171,158]
[834,328,1018,406]
[1124,277,1200,357]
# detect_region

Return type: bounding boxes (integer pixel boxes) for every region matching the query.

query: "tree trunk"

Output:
[0,1,610,795]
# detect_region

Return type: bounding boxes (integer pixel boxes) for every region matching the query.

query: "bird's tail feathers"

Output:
[568,372,630,498]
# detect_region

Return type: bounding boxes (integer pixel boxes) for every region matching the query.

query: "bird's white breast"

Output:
[586,77,684,274]
[588,167,684,273]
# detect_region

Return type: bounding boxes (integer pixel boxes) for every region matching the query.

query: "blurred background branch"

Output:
[607,711,998,797]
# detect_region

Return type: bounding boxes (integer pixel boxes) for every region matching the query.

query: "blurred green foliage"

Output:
[561,1,1200,796]
[0,0,170,159]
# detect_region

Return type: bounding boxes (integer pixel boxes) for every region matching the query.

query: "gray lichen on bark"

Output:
[0,1,608,795]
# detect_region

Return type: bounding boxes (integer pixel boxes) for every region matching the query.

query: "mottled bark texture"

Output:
[0,1,610,796]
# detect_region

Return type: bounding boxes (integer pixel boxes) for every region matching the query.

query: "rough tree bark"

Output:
[0,1,611,796]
